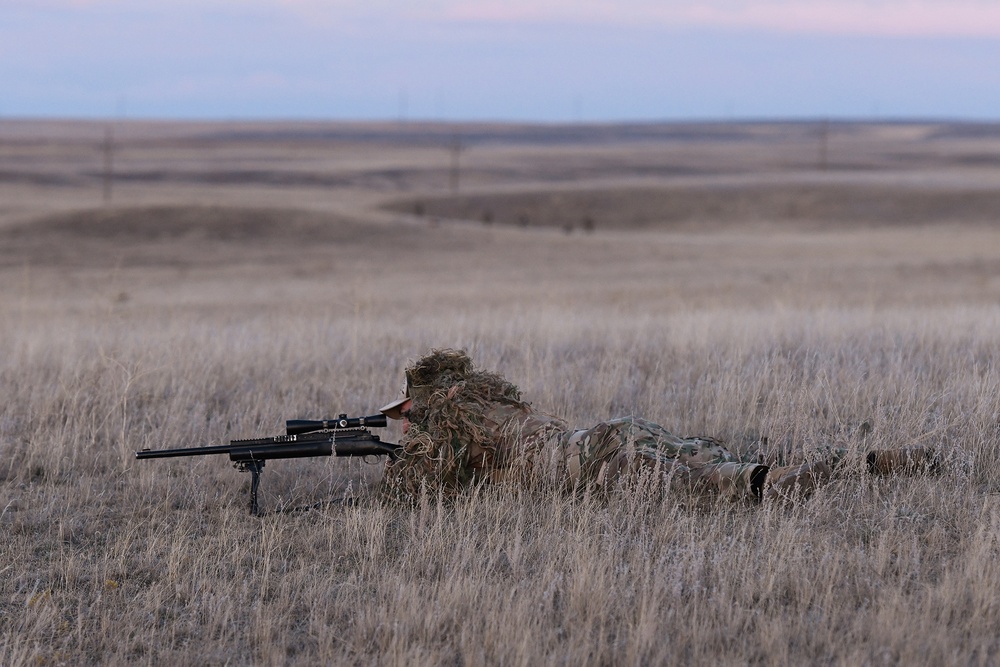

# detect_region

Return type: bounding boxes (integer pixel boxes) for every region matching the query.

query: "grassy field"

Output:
[2,119,1000,665]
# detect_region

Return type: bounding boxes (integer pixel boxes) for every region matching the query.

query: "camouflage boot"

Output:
[866,447,941,475]
[764,461,834,501]
[689,461,769,501]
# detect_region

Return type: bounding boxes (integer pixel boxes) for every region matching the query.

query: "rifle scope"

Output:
[285,413,387,436]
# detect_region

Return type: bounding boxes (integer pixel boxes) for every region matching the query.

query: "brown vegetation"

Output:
[2,120,1000,665]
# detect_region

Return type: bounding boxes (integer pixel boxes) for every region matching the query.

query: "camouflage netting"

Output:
[382,349,530,499]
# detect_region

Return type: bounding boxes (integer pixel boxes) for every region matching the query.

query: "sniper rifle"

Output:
[135,413,398,515]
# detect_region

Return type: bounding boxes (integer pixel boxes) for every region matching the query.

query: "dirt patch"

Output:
[387,183,1000,232]
[0,205,407,269]
[8,205,354,241]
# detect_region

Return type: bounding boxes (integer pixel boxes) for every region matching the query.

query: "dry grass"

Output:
[2,120,1000,665]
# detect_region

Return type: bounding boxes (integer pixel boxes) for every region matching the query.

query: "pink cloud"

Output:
[442,1,1000,37]
[10,0,1000,37]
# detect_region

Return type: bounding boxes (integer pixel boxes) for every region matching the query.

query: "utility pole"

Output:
[449,134,462,193]
[818,119,829,172]
[398,88,408,123]
[102,125,114,205]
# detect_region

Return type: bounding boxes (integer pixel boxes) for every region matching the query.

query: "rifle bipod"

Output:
[231,460,360,515]
[234,459,265,516]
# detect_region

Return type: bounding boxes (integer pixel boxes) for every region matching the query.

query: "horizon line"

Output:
[2,114,998,126]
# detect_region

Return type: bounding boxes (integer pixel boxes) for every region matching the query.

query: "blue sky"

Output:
[2,1,998,121]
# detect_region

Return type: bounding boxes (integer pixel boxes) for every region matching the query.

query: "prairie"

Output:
[2,119,1000,665]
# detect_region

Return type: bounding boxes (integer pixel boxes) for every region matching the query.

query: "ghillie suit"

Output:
[382,349,941,502]
[380,349,770,500]
[382,349,566,499]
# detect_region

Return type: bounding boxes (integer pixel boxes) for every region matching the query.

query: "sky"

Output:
[1,0,999,121]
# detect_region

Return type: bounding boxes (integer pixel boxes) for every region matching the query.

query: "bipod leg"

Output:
[237,460,266,516]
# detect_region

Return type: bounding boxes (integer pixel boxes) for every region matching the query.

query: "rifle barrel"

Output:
[136,443,236,459]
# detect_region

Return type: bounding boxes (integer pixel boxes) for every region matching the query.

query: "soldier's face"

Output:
[400,398,413,433]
